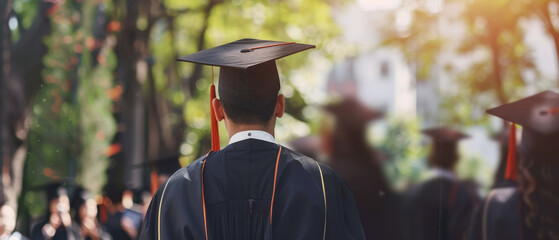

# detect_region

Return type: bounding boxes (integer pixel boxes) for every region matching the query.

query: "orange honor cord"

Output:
[210,67,220,151]
[269,146,283,225]
[241,42,301,53]
[540,106,559,115]
[505,123,518,180]
[201,157,209,240]
[251,42,295,50]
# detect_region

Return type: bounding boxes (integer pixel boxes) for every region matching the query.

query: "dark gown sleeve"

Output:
[271,152,364,240]
[321,164,366,240]
[139,158,206,240]
[465,203,484,240]
[139,184,163,240]
[271,156,325,240]
[449,183,480,240]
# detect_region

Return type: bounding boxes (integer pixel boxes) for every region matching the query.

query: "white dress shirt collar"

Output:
[228,130,276,145]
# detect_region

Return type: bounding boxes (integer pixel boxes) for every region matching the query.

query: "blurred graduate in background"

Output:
[30,183,77,240]
[467,91,559,240]
[321,97,402,240]
[69,188,111,240]
[403,127,479,240]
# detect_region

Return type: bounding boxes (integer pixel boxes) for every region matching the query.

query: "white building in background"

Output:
[327,2,427,122]
[326,0,559,187]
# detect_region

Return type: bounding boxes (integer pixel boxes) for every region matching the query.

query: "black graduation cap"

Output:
[422,127,470,142]
[324,97,384,129]
[178,38,315,110]
[422,127,469,168]
[487,90,559,163]
[178,39,315,151]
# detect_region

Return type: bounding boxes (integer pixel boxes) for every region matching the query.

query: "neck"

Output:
[225,118,276,140]
[227,124,275,140]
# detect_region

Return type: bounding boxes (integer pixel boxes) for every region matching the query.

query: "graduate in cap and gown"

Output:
[30,183,78,240]
[466,90,559,240]
[322,97,402,240]
[139,39,365,240]
[403,127,479,240]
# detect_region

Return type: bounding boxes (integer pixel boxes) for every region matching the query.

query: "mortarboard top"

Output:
[487,90,559,163]
[177,38,315,70]
[422,127,469,143]
[177,38,315,110]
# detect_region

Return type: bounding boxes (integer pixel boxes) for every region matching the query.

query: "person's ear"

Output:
[275,94,285,118]
[212,98,225,122]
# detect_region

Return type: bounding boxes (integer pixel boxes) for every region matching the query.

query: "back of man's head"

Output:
[221,97,278,125]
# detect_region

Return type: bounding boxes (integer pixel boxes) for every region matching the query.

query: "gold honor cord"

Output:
[316,162,327,240]
[158,179,171,240]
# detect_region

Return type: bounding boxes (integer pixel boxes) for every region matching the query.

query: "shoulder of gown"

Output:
[277,147,365,240]
[466,186,522,240]
[139,155,206,240]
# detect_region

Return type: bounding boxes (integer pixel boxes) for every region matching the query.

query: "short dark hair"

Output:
[221,97,277,125]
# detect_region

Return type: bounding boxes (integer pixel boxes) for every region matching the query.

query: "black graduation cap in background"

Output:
[422,127,469,168]
[324,97,384,129]
[487,90,559,164]
[136,155,182,176]
[135,155,182,194]
[422,127,470,142]
[177,38,315,151]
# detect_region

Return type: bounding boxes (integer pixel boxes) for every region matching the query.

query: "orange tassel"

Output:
[99,197,108,224]
[505,123,518,180]
[210,84,220,151]
[150,166,158,195]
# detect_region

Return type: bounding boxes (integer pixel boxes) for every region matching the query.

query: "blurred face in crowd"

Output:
[79,198,98,221]
[0,204,16,236]
[50,195,70,215]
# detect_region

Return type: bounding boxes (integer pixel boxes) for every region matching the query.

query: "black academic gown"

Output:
[140,139,365,240]
[403,176,479,240]
[466,187,538,240]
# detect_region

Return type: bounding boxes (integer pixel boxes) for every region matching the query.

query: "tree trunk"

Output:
[0,0,12,202]
[489,31,506,104]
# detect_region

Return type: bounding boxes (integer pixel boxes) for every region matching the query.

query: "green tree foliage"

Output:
[149,0,345,162]
[23,0,116,216]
